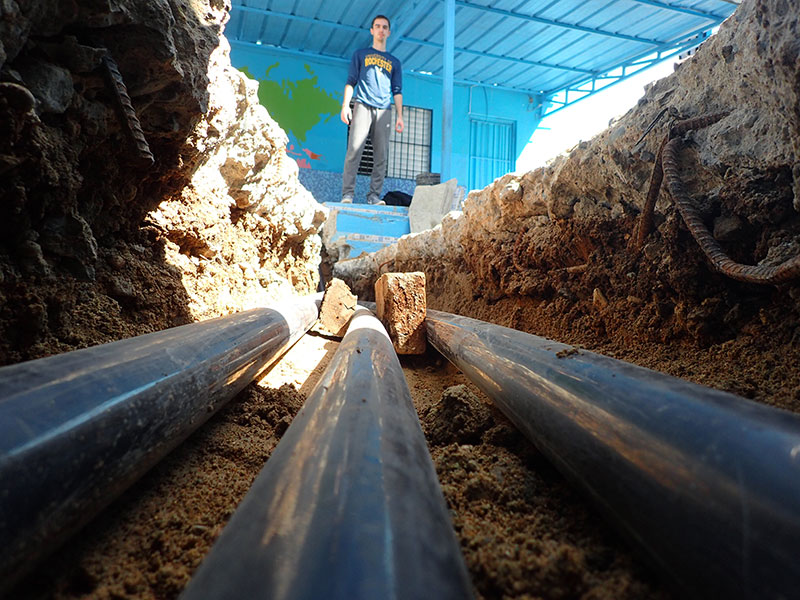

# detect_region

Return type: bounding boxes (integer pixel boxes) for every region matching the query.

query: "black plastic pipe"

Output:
[181,308,474,600]
[0,294,320,592]
[425,309,800,600]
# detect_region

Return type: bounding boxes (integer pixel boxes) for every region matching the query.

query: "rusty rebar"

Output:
[662,136,800,284]
[378,258,394,273]
[635,112,730,251]
[101,54,155,166]
[668,112,729,138]
[634,106,669,147]
[634,136,667,250]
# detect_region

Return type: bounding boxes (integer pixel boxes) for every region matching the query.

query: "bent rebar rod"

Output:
[426,309,800,600]
[0,294,320,593]
[181,308,474,600]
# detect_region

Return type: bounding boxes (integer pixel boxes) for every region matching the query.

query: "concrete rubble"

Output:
[315,277,357,338]
[374,271,427,354]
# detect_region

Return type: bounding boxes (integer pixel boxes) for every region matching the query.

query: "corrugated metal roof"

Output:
[226,0,738,113]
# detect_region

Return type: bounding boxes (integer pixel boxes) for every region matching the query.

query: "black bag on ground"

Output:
[382,191,412,206]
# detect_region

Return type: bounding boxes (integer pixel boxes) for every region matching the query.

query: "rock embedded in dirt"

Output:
[592,288,609,310]
[315,277,357,337]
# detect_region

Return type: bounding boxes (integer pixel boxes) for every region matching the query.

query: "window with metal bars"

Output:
[350,104,432,180]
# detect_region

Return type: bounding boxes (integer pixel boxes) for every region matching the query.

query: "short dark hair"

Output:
[372,14,390,29]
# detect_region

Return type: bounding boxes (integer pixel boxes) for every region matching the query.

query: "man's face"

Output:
[371,18,390,42]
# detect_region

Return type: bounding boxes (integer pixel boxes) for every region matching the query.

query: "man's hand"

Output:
[395,115,404,133]
[341,105,352,125]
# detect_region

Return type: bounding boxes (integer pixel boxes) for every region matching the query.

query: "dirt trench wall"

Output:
[336,0,800,353]
[0,0,325,365]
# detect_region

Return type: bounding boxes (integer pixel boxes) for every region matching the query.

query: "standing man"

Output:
[340,14,404,205]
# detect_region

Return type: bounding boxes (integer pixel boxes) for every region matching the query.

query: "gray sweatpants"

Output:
[341,101,392,204]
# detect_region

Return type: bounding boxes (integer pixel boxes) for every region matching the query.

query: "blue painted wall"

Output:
[229,44,542,196]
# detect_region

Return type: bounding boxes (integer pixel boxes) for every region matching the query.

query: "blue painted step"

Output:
[324,202,410,257]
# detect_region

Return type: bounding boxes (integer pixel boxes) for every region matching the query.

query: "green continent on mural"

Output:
[241,63,340,143]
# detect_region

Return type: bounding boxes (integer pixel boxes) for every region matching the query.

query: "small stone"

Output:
[18,59,74,114]
[108,254,126,271]
[557,287,577,302]
[721,44,735,63]
[639,150,655,163]
[593,288,609,310]
[196,246,216,259]
[643,242,660,261]
[108,276,138,301]
[39,213,98,281]
[17,240,50,277]
[713,214,744,242]
[0,82,35,113]
[21,302,47,339]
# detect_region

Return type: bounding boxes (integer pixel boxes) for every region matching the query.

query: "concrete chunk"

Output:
[375,272,427,354]
[316,278,357,337]
[408,178,457,233]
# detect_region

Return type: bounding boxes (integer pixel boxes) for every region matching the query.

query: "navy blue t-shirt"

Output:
[347,47,402,110]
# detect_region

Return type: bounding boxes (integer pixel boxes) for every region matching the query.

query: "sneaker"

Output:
[375,200,386,205]
[341,197,353,204]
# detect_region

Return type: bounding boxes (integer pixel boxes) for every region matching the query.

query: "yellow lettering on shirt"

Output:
[364,54,392,73]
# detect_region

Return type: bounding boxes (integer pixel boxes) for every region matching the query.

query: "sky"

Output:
[516,59,676,172]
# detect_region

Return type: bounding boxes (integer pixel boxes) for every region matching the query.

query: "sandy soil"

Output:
[12,326,677,600]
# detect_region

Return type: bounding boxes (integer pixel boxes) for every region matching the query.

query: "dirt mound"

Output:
[423,384,493,445]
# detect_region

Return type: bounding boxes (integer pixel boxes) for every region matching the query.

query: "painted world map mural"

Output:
[240,63,340,168]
